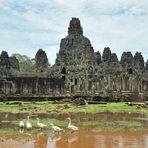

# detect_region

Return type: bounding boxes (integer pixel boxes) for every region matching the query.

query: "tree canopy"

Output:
[12,53,34,72]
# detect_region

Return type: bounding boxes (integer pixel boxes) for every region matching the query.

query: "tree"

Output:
[12,53,34,72]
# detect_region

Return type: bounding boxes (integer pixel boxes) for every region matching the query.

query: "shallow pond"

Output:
[0,112,148,148]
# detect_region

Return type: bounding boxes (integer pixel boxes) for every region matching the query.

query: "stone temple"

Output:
[0,18,148,101]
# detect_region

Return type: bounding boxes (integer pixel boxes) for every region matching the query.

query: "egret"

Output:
[50,123,63,133]
[19,120,25,128]
[26,116,32,129]
[67,117,78,132]
[37,118,47,128]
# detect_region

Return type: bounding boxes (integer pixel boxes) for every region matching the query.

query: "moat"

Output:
[0,110,148,148]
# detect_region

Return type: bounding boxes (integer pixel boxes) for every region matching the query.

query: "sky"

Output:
[0,0,148,65]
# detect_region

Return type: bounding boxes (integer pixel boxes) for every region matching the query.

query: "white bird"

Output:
[37,118,47,128]
[67,117,78,131]
[50,123,63,132]
[26,116,32,129]
[19,120,25,128]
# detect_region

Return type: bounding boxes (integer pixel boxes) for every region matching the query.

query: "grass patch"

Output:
[0,128,17,136]
[0,117,147,136]
[78,119,146,132]
[0,102,147,115]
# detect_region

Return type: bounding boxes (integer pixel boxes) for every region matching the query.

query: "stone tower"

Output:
[35,49,49,72]
[52,18,148,99]
[133,52,144,70]
[53,18,97,92]
[120,52,133,68]
[55,18,96,66]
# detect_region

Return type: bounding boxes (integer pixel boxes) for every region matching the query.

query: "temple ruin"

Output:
[0,18,148,101]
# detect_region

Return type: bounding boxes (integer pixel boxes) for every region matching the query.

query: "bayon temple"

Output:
[0,18,148,101]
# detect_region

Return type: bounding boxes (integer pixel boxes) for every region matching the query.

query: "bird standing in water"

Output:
[50,123,63,133]
[37,118,47,128]
[19,120,25,128]
[67,117,78,132]
[26,116,32,129]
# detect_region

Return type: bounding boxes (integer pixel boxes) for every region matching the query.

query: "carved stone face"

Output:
[68,18,83,35]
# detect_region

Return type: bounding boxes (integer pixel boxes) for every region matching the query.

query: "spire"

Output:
[68,18,83,35]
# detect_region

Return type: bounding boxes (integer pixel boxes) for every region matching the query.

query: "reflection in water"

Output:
[34,133,48,148]
[46,134,61,148]
[0,139,34,148]
[0,130,148,148]
[19,128,24,133]
[0,111,148,148]
[67,133,78,144]
[5,113,8,119]
[42,130,148,148]
[51,134,61,142]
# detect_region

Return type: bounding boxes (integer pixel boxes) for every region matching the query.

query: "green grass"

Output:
[0,102,147,115]
[0,101,147,136]
[79,120,146,132]
[0,117,147,136]
[0,118,68,136]
[0,128,17,136]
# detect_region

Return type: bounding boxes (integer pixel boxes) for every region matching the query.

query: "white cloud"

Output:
[44,45,59,65]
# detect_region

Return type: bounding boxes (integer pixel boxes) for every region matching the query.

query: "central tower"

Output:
[55,18,96,66]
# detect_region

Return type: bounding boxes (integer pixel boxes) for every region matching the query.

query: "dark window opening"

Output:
[89,75,92,78]
[61,67,66,74]
[75,79,77,85]
[62,76,65,81]
[128,68,133,74]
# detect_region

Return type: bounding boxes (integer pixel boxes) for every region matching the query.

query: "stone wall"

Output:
[0,77,65,97]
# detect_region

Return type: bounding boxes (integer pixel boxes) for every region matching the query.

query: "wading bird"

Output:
[26,116,32,129]
[37,118,47,128]
[19,120,25,128]
[50,123,63,133]
[67,117,78,132]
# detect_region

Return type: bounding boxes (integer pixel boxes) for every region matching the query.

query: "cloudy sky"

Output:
[0,0,148,65]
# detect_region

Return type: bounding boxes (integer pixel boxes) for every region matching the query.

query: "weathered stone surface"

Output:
[52,18,148,101]
[68,17,83,35]
[9,56,19,70]
[35,49,49,71]
[133,52,144,70]
[95,51,101,65]
[73,98,86,105]
[111,53,118,63]
[120,52,133,68]
[102,47,111,62]
[56,17,96,66]
[0,51,11,77]
[0,77,64,96]
[0,51,10,69]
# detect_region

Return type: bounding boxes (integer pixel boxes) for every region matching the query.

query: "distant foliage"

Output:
[12,53,34,72]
